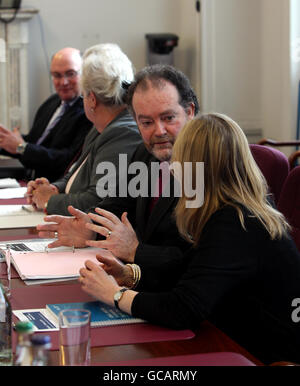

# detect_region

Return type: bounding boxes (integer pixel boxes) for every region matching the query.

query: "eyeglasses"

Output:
[51,70,79,80]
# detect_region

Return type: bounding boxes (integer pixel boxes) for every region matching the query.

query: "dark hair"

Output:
[126,64,199,115]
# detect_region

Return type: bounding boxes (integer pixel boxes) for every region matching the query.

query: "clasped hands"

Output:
[26,178,59,210]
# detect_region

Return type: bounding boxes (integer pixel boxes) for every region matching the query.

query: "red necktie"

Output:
[148,171,163,214]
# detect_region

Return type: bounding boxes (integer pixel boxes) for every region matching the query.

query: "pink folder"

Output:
[10,248,100,280]
[11,284,195,350]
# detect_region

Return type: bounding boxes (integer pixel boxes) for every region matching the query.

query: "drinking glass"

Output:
[59,309,91,366]
[0,244,11,298]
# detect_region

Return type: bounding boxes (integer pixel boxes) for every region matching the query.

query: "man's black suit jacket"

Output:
[8,94,92,182]
[94,143,191,289]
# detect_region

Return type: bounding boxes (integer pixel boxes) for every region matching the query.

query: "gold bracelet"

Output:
[126,263,141,289]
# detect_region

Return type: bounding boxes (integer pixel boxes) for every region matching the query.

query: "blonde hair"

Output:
[81,43,134,106]
[172,113,290,246]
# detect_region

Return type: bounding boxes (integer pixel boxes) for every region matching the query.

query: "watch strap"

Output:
[114,287,128,310]
[16,142,27,155]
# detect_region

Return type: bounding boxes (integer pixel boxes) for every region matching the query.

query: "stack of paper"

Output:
[0,187,27,199]
[0,205,46,228]
[0,178,20,188]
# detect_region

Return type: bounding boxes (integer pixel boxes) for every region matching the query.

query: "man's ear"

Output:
[186,102,195,120]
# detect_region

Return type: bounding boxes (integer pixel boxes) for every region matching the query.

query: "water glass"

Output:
[0,244,11,298]
[59,309,91,366]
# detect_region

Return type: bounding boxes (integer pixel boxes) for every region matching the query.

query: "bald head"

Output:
[50,47,82,102]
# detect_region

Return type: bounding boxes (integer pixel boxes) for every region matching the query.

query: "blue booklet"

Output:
[46,301,145,327]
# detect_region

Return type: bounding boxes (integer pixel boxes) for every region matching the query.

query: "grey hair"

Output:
[81,43,134,106]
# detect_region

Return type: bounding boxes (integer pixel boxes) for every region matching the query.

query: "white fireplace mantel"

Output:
[0,7,38,134]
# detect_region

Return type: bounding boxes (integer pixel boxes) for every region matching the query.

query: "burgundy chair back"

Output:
[250,144,290,205]
[277,166,300,251]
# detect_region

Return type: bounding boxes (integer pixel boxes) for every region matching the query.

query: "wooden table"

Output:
[8,276,262,366]
[0,224,263,367]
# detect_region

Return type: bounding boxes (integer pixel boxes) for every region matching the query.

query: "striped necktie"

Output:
[36,102,69,145]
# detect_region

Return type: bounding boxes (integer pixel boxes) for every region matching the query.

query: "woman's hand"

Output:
[31,179,59,209]
[79,260,121,307]
[95,251,134,287]
[79,258,138,315]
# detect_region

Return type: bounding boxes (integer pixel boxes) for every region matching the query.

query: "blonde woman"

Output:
[79,113,300,364]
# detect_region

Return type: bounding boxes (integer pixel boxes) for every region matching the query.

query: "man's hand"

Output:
[36,205,96,248]
[85,208,139,263]
[0,126,24,154]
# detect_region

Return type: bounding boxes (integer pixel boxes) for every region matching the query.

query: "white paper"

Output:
[0,239,76,262]
[0,178,20,189]
[0,187,27,199]
[13,309,59,331]
[0,205,46,228]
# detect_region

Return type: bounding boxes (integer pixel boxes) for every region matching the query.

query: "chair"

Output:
[249,144,290,205]
[257,138,300,169]
[289,149,300,169]
[277,166,300,251]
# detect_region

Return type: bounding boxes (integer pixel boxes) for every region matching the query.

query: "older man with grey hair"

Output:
[0,47,92,181]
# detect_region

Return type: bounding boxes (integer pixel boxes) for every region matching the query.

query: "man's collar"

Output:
[61,96,80,107]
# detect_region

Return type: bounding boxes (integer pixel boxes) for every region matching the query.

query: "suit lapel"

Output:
[143,175,177,241]
[43,98,82,144]
[135,196,149,237]
[34,98,61,143]
[145,195,176,241]
[132,147,178,241]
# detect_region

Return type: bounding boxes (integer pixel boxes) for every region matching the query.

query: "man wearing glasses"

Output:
[0,47,92,181]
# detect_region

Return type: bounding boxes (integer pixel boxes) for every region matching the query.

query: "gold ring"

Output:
[106,230,112,238]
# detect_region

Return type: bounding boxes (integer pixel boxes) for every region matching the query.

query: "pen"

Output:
[22,205,32,213]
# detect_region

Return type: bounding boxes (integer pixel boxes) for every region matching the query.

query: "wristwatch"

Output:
[114,288,128,310]
[16,142,27,155]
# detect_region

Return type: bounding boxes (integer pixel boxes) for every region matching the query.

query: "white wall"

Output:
[22,0,198,127]
[290,0,300,142]
[200,0,299,148]
[201,0,262,141]
[20,0,300,146]
[261,0,292,144]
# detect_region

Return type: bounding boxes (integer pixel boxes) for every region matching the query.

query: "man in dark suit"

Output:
[37,65,199,272]
[0,47,92,181]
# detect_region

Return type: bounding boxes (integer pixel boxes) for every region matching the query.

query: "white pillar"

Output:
[0,8,38,134]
